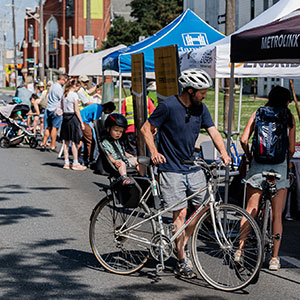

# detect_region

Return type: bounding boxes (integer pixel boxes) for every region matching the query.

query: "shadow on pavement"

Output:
[0,206,52,225]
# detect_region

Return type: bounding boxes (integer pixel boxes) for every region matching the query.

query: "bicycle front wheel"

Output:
[89,196,156,274]
[192,204,262,291]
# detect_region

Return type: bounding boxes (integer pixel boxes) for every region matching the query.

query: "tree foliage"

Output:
[100,0,183,50]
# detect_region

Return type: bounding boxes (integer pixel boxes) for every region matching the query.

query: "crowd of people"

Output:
[2,68,296,278]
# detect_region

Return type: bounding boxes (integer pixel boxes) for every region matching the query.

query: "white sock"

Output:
[64,159,69,164]
[73,160,79,165]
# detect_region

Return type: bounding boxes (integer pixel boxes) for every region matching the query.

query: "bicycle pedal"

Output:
[156,264,164,274]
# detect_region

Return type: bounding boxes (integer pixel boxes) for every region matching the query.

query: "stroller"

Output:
[0,104,38,148]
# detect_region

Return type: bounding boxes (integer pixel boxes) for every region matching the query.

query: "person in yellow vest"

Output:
[121,90,155,156]
[77,75,98,109]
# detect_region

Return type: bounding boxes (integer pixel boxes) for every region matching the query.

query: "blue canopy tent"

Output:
[103,9,224,73]
[102,9,225,110]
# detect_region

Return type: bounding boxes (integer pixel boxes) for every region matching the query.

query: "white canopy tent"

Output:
[180,0,300,133]
[68,44,127,76]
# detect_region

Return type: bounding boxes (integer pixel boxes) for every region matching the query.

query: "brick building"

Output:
[23,0,111,77]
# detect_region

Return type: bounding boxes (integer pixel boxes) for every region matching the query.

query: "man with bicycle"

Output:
[141,68,231,279]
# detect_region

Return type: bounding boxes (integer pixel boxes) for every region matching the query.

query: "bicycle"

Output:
[223,131,244,167]
[255,170,282,263]
[89,157,263,292]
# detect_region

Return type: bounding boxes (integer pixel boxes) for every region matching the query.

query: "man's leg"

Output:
[41,127,50,147]
[173,207,187,260]
[50,127,58,149]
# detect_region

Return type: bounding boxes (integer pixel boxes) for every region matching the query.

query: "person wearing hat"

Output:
[77,75,98,109]
[36,81,45,97]
[121,87,155,156]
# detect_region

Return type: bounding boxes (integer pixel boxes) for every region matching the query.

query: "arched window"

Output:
[46,16,58,69]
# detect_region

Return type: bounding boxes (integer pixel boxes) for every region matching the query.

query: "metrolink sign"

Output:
[261,34,300,49]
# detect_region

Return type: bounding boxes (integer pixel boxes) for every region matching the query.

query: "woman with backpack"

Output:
[237,85,295,271]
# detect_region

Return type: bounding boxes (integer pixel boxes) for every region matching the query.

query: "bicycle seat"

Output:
[262,170,281,180]
[138,156,151,166]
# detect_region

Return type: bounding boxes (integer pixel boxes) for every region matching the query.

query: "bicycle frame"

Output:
[115,176,231,254]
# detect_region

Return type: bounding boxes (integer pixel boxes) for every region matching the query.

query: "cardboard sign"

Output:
[154,45,180,102]
[131,53,147,156]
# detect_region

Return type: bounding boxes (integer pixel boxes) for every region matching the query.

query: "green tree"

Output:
[100,0,183,50]
[100,17,145,49]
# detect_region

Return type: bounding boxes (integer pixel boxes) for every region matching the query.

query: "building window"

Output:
[251,0,255,20]
[264,0,269,10]
[273,0,279,4]
[28,25,34,43]
[66,0,74,18]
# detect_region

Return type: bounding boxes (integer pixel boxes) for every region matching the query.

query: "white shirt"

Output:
[63,91,79,113]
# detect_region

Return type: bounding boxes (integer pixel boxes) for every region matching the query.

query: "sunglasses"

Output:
[185,108,191,123]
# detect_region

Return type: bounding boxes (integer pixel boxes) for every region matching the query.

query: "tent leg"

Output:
[224,63,235,204]
[237,78,243,144]
[214,78,219,160]
[118,73,122,113]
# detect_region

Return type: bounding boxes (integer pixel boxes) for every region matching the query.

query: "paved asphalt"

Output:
[0,88,300,299]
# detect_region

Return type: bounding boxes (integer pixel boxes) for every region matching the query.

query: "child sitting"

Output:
[102,113,139,185]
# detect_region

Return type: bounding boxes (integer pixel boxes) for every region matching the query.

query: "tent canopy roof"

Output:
[103,9,224,73]
[68,44,126,76]
[231,9,300,63]
[180,0,300,78]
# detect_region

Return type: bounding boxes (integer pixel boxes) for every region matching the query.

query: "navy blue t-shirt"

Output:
[148,95,214,173]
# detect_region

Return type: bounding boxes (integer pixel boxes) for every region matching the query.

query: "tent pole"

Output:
[118,73,122,113]
[214,78,219,159]
[224,63,235,204]
[102,71,105,103]
[237,78,243,143]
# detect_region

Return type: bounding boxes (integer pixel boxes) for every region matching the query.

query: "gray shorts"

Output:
[159,169,208,211]
[246,159,289,190]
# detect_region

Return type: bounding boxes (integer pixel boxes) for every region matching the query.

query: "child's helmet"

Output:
[12,97,22,104]
[105,113,128,129]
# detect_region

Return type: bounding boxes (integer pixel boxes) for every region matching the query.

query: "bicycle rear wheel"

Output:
[192,203,262,291]
[261,199,273,262]
[89,196,156,274]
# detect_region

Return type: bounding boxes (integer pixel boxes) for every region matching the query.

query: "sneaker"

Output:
[269,257,280,271]
[174,259,197,279]
[63,163,71,170]
[122,176,134,185]
[234,249,243,263]
[71,164,87,171]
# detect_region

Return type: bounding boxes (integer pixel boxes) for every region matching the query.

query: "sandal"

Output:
[234,249,243,263]
[122,176,134,185]
[269,257,280,271]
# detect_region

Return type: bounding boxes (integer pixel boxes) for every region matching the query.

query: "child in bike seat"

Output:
[102,113,139,185]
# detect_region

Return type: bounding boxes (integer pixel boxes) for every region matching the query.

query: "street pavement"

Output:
[0,142,300,300]
[1,88,300,299]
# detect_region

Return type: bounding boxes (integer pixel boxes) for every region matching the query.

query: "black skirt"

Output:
[60,113,83,144]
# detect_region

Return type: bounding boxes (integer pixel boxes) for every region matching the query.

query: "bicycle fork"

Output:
[208,186,232,250]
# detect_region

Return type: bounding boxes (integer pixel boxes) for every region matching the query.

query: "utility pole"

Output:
[223,0,236,131]
[39,0,45,81]
[86,0,91,35]
[12,0,17,88]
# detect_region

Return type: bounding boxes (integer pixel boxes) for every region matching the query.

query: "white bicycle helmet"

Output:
[179,68,212,90]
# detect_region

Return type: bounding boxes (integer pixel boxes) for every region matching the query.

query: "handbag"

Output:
[54,97,63,116]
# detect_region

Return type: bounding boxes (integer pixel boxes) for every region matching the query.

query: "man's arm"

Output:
[206,126,231,165]
[140,120,166,164]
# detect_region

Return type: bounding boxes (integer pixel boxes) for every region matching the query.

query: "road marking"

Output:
[281,256,300,268]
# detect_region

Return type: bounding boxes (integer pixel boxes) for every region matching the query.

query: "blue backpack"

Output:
[251,106,289,164]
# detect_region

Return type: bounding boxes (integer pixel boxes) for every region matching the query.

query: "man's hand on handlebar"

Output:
[221,153,231,166]
[151,151,166,165]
